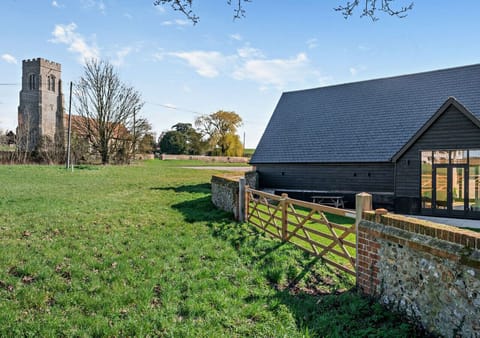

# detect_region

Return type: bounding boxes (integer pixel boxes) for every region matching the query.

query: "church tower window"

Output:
[29,74,36,90]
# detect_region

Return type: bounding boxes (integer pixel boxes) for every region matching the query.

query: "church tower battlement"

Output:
[18,58,65,151]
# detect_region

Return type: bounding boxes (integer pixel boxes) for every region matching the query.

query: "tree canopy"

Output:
[159,112,244,157]
[195,110,243,156]
[159,123,204,155]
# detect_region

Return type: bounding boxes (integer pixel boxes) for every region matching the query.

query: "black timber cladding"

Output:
[251,64,480,164]
[395,105,480,213]
[257,163,394,192]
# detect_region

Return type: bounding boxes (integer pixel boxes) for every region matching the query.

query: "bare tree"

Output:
[125,116,153,161]
[73,59,144,164]
[16,110,33,163]
[153,0,413,23]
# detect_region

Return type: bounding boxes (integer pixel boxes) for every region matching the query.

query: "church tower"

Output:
[18,58,65,151]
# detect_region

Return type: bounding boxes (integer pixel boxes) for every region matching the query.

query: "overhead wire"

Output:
[145,101,202,116]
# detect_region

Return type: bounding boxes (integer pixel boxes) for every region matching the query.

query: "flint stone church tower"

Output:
[18,58,65,151]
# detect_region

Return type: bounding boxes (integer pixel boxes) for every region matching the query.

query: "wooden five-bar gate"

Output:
[244,186,359,276]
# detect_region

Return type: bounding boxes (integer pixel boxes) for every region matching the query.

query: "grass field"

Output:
[0,160,424,337]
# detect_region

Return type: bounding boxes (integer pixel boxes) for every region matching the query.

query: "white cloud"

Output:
[111,47,132,67]
[233,53,312,88]
[230,34,242,41]
[80,0,106,14]
[349,65,366,76]
[166,43,324,89]
[237,46,263,59]
[161,19,189,26]
[306,38,318,49]
[1,54,17,64]
[155,6,166,13]
[50,23,99,63]
[358,45,370,52]
[153,50,165,61]
[124,13,133,20]
[169,51,226,78]
[52,1,60,8]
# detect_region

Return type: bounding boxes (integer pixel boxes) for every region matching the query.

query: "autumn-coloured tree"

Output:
[195,110,243,156]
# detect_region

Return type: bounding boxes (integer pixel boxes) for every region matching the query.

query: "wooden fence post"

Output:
[281,193,288,241]
[239,178,246,222]
[244,185,250,222]
[355,192,372,277]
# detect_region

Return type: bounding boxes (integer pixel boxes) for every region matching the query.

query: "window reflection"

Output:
[452,167,465,211]
[435,167,447,209]
[421,149,480,213]
[451,150,467,164]
[470,164,480,212]
[421,151,432,208]
[433,150,449,164]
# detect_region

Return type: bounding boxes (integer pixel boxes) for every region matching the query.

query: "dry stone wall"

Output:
[211,175,241,219]
[210,171,258,220]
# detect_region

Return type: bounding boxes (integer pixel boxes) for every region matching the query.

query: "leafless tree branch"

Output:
[154,0,413,24]
[153,0,199,24]
[73,59,144,164]
[335,0,413,21]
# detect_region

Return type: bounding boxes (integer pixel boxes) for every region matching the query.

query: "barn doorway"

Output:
[432,164,467,216]
[421,149,480,219]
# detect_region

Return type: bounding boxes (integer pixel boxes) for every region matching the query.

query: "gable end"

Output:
[391,97,480,162]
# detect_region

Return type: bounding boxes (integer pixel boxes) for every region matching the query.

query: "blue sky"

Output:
[1,1,479,147]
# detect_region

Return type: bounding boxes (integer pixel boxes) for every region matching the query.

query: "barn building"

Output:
[250,64,480,219]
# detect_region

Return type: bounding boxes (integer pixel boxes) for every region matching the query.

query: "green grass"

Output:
[249,202,357,273]
[0,161,424,337]
[0,145,14,152]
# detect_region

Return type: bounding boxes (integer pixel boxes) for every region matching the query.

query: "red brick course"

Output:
[358,209,480,296]
[363,211,480,249]
[356,229,381,295]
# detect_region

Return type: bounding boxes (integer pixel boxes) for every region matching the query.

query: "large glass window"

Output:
[469,150,480,211]
[421,151,432,208]
[421,149,480,213]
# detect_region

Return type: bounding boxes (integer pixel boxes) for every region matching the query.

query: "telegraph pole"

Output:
[66,81,73,169]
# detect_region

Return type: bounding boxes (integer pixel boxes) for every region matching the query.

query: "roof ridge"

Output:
[284,63,480,95]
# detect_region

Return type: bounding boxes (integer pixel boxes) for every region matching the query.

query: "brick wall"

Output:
[357,210,480,337]
[356,229,381,295]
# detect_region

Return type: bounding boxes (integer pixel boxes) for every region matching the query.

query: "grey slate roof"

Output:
[250,64,480,164]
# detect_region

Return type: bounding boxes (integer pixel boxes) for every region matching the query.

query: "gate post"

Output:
[239,178,246,222]
[281,193,288,241]
[355,192,372,277]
